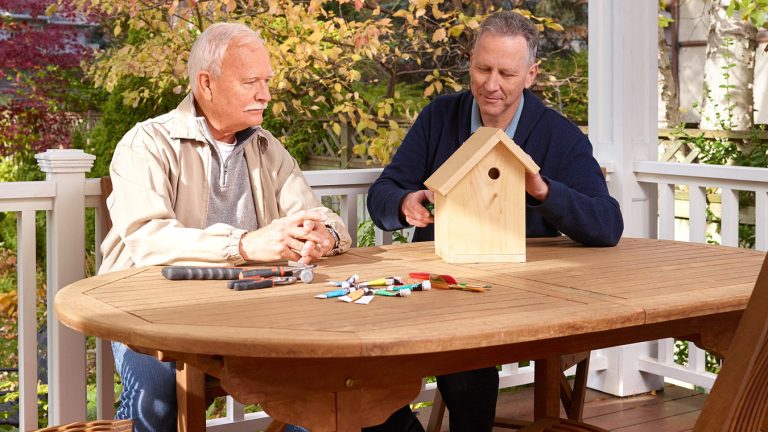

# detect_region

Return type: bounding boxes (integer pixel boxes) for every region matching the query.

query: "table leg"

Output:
[176,362,206,432]
[533,357,561,419]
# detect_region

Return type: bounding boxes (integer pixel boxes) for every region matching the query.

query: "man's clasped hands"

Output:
[239,210,336,265]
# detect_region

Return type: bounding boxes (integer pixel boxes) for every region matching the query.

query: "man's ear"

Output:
[197,71,214,101]
[525,62,539,89]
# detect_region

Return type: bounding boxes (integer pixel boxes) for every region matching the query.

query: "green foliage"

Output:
[0,380,49,427]
[62,0,573,166]
[674,340,721,374]
[77,78,184,179]
[538,50,588,123]
[727,0,768,29]
[356,219,408,247]
[262,116,323,164]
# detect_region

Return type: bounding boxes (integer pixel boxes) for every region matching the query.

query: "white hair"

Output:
[187,22,265,92]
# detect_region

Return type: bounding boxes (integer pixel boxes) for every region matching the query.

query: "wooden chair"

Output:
[100,177,286,432]
[426,353,591,431]
[36,419,133,432]
[516,251,768,432]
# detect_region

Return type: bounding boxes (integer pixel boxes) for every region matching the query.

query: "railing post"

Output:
[588,342,664,397]
[36,149,95,425]
[18,210,39,431]
[340,120,352,169]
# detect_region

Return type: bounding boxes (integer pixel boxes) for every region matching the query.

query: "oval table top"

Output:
[55,237,767,431]
[56,236,764,360]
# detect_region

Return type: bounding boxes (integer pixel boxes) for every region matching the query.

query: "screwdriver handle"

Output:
[229,279,274,291]
[162,266,243,280]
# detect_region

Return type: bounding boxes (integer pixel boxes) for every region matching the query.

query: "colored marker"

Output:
[326,274,359,289]
[374,288,411,297]
[359,276,403,287]
[388,281,431,291]
[450,282,491,292]
[315,286,356,299]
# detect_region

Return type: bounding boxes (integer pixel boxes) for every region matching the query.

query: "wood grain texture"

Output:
[518,247,768,431]
[430,134,528,263]
[54,237,766,431]
[56,238,765,359]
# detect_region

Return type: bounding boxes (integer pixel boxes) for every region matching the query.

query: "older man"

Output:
[367,10,623,432]
[101,22,350,432]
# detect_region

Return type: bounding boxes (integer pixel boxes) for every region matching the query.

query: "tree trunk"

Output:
[658,25,680,128]
[700,0,756,131]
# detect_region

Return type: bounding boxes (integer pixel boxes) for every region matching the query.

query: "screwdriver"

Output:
[228,276,297,291]
[241,265,315,283]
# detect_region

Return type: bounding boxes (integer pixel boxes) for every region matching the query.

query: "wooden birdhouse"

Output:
[424,127,540,263]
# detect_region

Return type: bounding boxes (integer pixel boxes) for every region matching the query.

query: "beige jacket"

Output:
[99,94,351,274]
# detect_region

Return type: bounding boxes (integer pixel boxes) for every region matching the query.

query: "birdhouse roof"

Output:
[424,127,540,196]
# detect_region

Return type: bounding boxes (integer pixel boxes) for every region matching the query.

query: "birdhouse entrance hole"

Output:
[488,167,500,179]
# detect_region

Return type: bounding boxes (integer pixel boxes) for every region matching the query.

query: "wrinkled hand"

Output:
[295,219,336,265]
[239,210,331,263]
[401,190,434,228]
[525,172,549,202]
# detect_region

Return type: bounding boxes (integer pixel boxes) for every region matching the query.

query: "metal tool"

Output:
[228,276,297,291]
[241,265,315,283]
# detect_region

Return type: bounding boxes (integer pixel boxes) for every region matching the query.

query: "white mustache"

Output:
[245,103,268,111]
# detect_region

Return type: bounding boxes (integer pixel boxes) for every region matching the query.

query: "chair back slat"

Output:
[695,254,768,431]
[36,420,133,432]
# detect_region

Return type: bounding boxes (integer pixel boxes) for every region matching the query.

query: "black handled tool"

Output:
[228,276,297,291]
[161,266,243,281]
[241,265,315,283]
[240,266,300,278]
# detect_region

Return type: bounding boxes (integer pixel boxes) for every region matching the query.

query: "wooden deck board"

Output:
[415,384,706,432]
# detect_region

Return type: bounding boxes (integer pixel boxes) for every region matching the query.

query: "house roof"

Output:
[424,127,540,196]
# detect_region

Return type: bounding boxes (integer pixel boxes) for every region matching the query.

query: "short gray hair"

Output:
[188,22,265,92]
[474,11,539,66]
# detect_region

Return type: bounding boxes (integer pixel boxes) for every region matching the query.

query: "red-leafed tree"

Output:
[0,0,101,178]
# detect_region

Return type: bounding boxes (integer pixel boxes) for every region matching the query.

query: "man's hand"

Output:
[239,210,331,264]
[401,190,435,228]
[525,172,550,202]
[295,219,336,264]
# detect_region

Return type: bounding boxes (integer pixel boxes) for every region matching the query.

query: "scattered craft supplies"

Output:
[407,272,490,292]
[316,273,488,304]
[160,265,315,290]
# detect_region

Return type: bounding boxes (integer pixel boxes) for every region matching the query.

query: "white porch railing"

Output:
[1,150,766,430]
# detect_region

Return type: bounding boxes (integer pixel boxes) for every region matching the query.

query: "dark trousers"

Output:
[363,405,425,432]
[437,367,499,432]
[365,366,498,432]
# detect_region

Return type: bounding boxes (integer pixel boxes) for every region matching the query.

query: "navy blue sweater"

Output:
[367,90,623,246]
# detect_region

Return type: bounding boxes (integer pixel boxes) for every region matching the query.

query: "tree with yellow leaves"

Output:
[61,0,563,164]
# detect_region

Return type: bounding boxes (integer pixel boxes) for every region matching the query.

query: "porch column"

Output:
[587,1,665,396]
[589,0,659,238]
[36,149,95,424]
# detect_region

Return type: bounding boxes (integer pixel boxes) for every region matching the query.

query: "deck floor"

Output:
[416,384,707,431]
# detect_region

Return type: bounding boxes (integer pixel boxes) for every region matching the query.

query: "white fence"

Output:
[1,150,767,430]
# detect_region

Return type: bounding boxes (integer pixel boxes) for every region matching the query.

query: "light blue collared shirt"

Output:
[470,93,525,138]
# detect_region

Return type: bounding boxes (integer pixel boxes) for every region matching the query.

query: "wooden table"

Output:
[55,237,765,431]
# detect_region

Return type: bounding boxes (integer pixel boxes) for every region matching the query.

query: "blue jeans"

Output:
[112,342,307,432]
